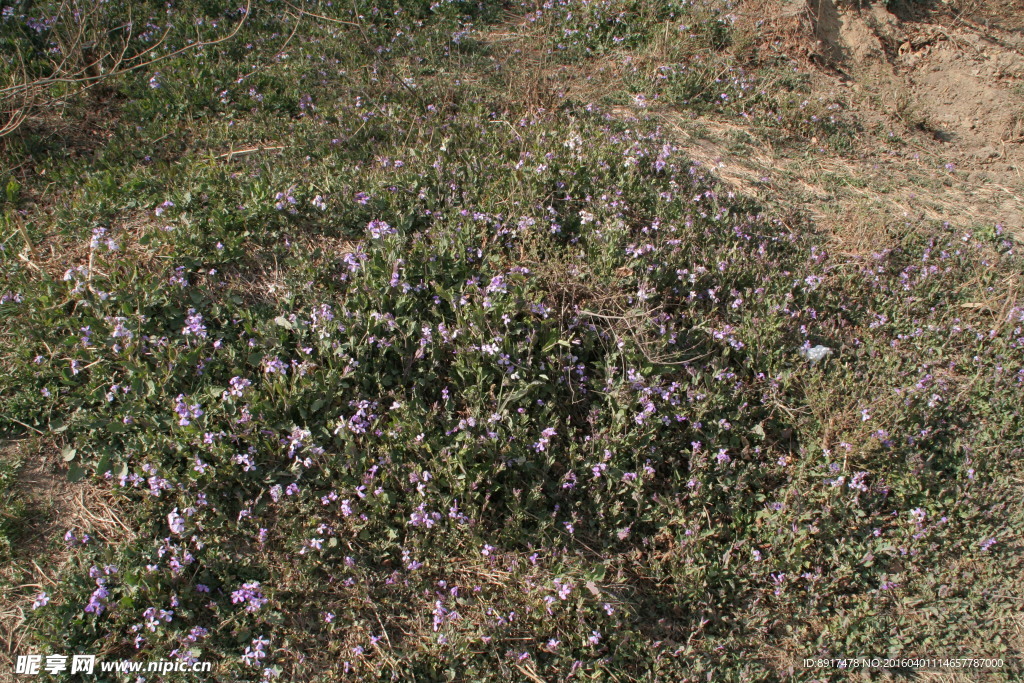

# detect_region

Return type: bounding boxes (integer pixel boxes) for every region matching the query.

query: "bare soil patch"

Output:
[794,0,1024,236]
[652,0,1024,252]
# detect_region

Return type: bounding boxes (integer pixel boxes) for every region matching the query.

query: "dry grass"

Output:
[641,102,1022,251]
[0,439,134,671]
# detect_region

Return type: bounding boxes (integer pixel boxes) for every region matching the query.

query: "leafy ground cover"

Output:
[1,0,1022,680]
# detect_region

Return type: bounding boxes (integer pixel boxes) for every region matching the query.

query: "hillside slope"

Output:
[1,0,1021,680]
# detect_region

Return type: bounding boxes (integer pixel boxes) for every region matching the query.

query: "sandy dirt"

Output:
[794,0,1024,238]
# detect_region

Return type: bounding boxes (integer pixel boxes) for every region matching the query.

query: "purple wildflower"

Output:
[167,508,185,535]
[224,376,252,398]
[173,395,203,426]
[533,427,557,452]
[84,582,110,615]
[263,356,288,375]
[367,219,395,239]
[231,582,268,612]
[182,309,207,339]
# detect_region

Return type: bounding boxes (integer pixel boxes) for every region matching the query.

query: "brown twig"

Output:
[0,0,252,138]
[214,145,287,161]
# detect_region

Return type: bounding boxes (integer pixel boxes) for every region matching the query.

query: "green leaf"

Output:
[61,446,77,462]
[66,463,86,482]
[5,177,20,204]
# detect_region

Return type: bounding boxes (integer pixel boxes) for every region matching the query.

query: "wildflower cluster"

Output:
[3,0,1021,680]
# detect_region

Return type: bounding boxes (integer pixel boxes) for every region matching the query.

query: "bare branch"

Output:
[0,0,253,138]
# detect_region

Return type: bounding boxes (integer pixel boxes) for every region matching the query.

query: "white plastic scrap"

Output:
[798,345,833,364]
